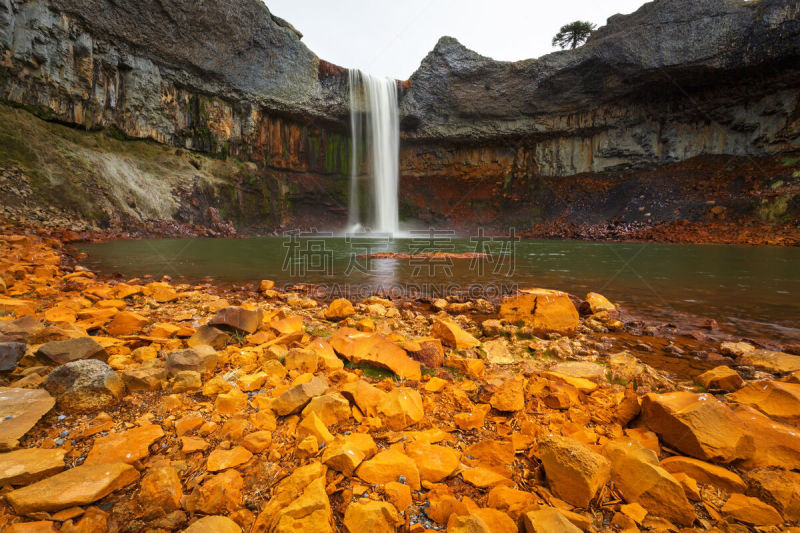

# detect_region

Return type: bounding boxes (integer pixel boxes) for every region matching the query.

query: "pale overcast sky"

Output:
[266,0,648,79]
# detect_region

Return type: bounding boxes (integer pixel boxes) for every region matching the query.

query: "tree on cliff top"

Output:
[552,21,597,50]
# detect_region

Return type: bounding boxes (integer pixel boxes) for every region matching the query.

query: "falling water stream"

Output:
[348,69,400,234]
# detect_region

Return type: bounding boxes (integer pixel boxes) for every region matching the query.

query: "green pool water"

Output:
[76,237,800,344]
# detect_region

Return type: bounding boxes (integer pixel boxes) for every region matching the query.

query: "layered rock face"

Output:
[399,0,800,230]
[0,0,353,231]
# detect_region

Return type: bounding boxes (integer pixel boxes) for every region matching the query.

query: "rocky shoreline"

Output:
[1,230,800,531]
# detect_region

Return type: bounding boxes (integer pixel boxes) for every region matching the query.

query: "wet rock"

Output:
[378,387,424,430]
[183,515,241,532]
[105,311,148,336]
[660,456,746,493]
[489,378,525,412]
[538,434,611,508]
[187,326,229,349]
[721,493,783,526]
[5,462,139,514]
[207,446,252,471]
[0,342,26,372]
[604,438,695,525]
[641,391,748,462]
[343,500,402,533]
[0,448,65,485]
[357,448,421,490]
[738,349,800,374]
[139,465,183,519]
[523,508,582,533]
[499,289,579,337]
[583,292,616,314]
[209,306,263,333]
[36,337,108,365]
[272,375,328,415]
[84,423,164,465]
[729,380,800,426]
[431,319,480,349]
[746,468,800,522]
[165,346,218,376]
[43,360,125,414]
[694,365,743,391]
[0,388,55,451]
[183,469,243,515]
[405,440,460,482]
[324,298,355,320]
[252,462,332,533]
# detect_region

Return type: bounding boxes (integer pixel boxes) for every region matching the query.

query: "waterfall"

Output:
[348,69,400,235]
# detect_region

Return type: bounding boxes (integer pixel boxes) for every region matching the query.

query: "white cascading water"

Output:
[348,69,400,235]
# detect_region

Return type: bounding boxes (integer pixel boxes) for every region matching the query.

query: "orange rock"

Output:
[210,307,263,334]
[733,405,800,468]
[269,315,304,335]
[461,467,514,489]
[184,515,242,532]
[499,289,579,336]
[84,424,164,465]
[455,404,491,430]
[301,392,351,426]
[384,481,412,511]
[694,365,743,392]
[215,388,249,415]
[322,433,377,475]
[487,486,539,520]
[297,412,334,444]
[641,391,749,462]
[660,456,746,493]
[252,462,331,533]
[343,500,402,533]
[242,431,272,453]
[721,493,783,526]
[183,469,243,515]
[324,298,355,321]
[523,508,583,533]
[284,348,318,373]
[5,462,139,514]
[207,446,252,471]
[583,292,616,313]
[746,468,800,521]
[603,439,696,526]
[356,448,421,490]
[405,441,460,482]
[138,466,182,518]
[729,380,800,426]
[181,437,210,453]
[538,435,611,508]
[377,387,424,430]
[490,378,525,412]
[462,439,515,477]
[0,448,65,485]
[331,329,421,380]
[431,319,480,349]
[3,521,59,533]
[105,311,148,336]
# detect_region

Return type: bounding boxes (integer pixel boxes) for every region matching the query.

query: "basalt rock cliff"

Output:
[0,0,799,239]
[398,0,800,233]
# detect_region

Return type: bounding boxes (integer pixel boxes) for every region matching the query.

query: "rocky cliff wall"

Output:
[397,0,800,230]
[0,0,353,231]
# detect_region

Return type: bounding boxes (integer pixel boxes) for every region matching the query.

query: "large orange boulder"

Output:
[729,380,800,426]
[330,328,421,380]
[640,391,749,462]
[538,435,610,508]
[603,439,696,526]
[499,289,579,336]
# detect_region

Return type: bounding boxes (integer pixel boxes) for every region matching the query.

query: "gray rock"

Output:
[43,360,125,414]
[36,337,109,365]
[165,346,218,376]
[0,342,26,372]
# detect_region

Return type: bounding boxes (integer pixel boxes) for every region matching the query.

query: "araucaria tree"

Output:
[552,21,597,50]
